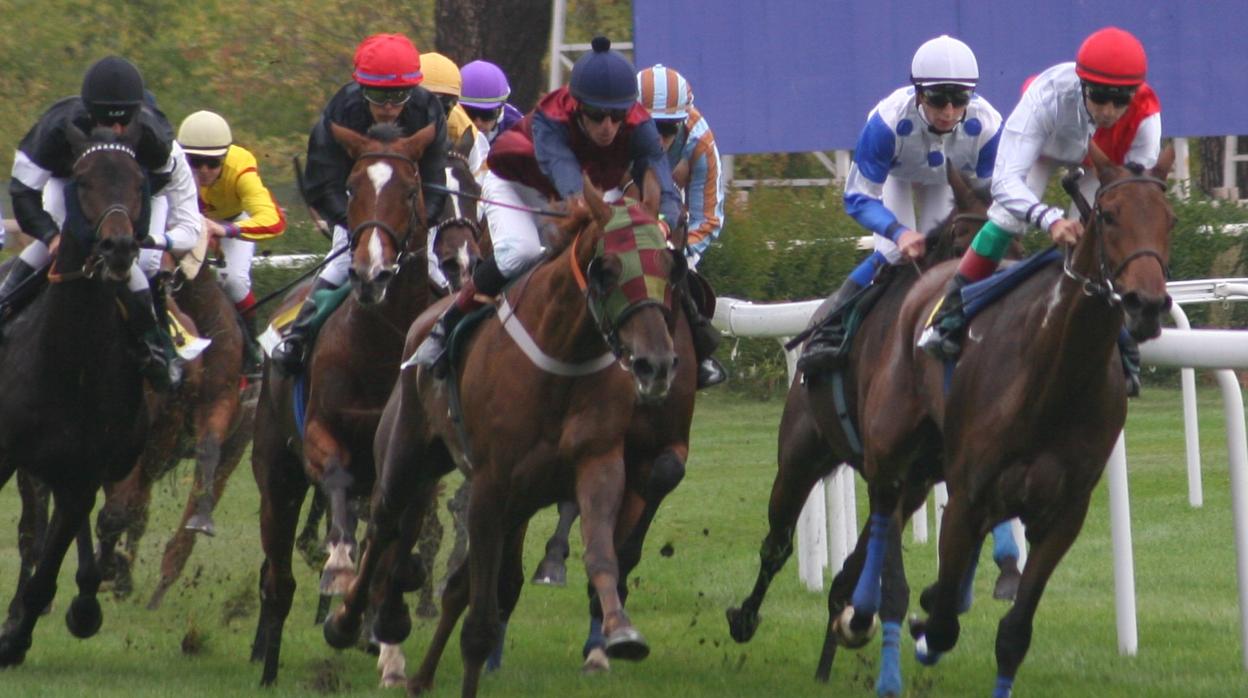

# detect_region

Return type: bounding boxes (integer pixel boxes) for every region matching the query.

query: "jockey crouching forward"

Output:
[271,32,448,375]
[6,56,199,391]
[798,35,1002,375]
[917,27,1159,395]
[412,36,682,372]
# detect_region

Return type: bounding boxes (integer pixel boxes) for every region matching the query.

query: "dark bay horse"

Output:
[896,149,1175,696]
[726,165,1009,693]
[0,127,149,665]
[250,121,437,686]
[323,175,688,697]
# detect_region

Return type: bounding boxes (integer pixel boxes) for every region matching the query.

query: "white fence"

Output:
[711,280,1248,670]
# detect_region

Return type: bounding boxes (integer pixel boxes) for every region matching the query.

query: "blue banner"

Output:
[634,1,1244,154]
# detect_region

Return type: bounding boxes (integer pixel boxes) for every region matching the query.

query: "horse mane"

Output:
[86,126,124,143]
[365,122,405,144]
[1124,162,1145,176]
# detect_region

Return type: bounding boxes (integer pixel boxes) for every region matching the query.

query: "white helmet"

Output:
[910,35,978,88]
[177,110,232,157]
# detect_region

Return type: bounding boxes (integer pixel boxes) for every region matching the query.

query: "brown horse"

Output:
[726,165,1008,692]
[250,121,437,686]
[0,126,149,665]
[894,149,1175,694]
[323,174,687,697]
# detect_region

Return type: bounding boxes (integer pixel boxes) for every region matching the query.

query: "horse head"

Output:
[332,121,435,305]
[564,169,685,404]
[64,124,145,281]
[431,148,484,293]
[924,162,1024,265]
[1083,144,1176,341]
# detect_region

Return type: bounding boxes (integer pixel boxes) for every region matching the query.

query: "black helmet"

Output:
[81,56,144,125]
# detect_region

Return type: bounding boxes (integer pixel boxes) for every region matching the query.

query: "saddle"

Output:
[959,247,1062,324]
[259,284,351,357]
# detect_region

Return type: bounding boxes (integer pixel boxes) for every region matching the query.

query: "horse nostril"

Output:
[633,357,655,381]
[1121,292,1143,314]
[376,270,394,286]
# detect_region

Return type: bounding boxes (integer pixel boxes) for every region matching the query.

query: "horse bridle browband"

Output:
[1062,173,1169,303]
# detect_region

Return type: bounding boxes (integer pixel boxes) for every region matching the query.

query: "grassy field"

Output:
[1,386,1247,697]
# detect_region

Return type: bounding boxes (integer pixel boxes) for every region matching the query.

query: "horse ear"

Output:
[401,123,438,162]
[330,122,371,160]
[453,128,475,158]
[66,123,89,157]
[946,160,976,212]
[581,173,612,227]
[1150,142,1176,181]
[1088,139,1117,183]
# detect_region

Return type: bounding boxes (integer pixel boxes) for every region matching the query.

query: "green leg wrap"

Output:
[968,221,1016,264]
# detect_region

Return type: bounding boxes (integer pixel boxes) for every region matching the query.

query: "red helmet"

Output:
[1075,27,1146,86]
[353,34,422,87]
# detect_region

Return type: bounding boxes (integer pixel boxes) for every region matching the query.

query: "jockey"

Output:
[412,36,682,372]
[6,55,199,391]
[797,35,1001,375]
[272,32,449,375]
[637,63,728,387]
[918,26,1159,393]
[177,110,286,362]
[459,60,525,145]
[419,52,490,174]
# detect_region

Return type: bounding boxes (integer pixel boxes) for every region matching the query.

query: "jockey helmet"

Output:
[353,34,423,88]
[177,111,232,157]
[910,35,978,88]
[81,56,144,124]
[420,52,462,96]
[460,60,511,109]
[1076,27,1147,86]
[569,36,638,110]
[637,64,693,120]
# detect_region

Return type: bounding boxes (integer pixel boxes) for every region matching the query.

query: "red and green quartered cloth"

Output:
[593,203,673,325]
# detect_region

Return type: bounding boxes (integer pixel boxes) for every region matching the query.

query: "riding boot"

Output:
[271,279,337,376]
[795,278,864,375]
[413,256,507,375]
[1118,329,1142,398]
[678,285,726,388]
[0,259,42,333]
[122,287,181,393]
[917,274,970,360]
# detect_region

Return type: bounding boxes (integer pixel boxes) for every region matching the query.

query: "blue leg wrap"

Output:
[851,513,889,616]
[994,675,1014,698]
[486,621,507,672]
[958,540,984,614]
[875,621,903,697]
[582,616,605,658]
[992,521,1020,566]
[849,251,888,287]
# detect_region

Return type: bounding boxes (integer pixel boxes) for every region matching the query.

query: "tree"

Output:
[1198,136,1226,197]
[435,0,553,111]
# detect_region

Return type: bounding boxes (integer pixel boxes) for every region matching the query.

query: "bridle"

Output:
[50,144,141,283]
[347,150,423,267]
[1061,170,1169,304]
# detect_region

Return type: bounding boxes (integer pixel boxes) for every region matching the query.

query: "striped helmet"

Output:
[637,64,693,120]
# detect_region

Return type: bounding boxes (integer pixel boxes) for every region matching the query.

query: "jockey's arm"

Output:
[304,116,350,231]
[147,142,200,254]
[842,114,909,240]
[629,120,682,226]
[9,151,58,244]
[683,136,724,261]
[1125,112,1162,169]
[229,164,286,241]
[532,111,586,200]
[989,111,1063,233]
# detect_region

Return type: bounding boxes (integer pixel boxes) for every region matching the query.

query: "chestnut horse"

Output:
[250,121,436,685]
[0,127,149,666]
[726,165,1010,693]
[323,175,688,697]
[898,150,1175,696]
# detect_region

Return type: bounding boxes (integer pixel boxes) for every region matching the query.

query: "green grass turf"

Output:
[1,386,1247,696]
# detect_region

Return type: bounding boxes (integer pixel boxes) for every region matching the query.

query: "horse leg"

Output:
[318,458,357,595]
[456,477,509,698]
[814,519,871,682]
[410,551,471,695]
[991,519,1022,601]
[7,473,49,630]
[414,499,445,618]
[0,482,97,667]
[184,433,223,535]
[442,479,470,592]
[993,492,1092,698]
[251,435,307,686]
[873,511,910,697]
[65,519,104,638]
[532,500,579,587]
[485,520,529,673]
[95,462,154,598]
[912,490,980,664]
[296,487,329,569]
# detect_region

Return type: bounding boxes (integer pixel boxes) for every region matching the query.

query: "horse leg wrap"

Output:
[647,450,686,500]
[994,676,1015,698]
[851,513,890,618]
[875,621,903,698]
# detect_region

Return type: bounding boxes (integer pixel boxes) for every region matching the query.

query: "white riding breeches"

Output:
[314,224,351,288]
[874,178,955,264]
[481,171,545,278]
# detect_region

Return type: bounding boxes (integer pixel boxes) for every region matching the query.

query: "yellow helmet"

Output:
[177,110,232,157]
[420,52,462,97]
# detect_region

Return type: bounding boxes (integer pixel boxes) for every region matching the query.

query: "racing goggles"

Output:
[362,86,414,106]
[581,105,628,124]
[1084,84,1136,107]
[462,104,502,122]
[921,87,972,109]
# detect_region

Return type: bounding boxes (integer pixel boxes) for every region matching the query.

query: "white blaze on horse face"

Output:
[367,161,393,195]
[457,241,470,273]
[367,227,386,277]
[444,165,463,219]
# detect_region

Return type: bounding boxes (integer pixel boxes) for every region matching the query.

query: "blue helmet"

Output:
[569,36,638,110]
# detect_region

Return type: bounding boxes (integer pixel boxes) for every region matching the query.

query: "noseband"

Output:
[348,151,422,266]
[1062,174,1169,304]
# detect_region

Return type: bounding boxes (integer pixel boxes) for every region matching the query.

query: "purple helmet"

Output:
[460,60,511,109]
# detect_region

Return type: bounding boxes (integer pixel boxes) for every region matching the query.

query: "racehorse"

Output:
[322,172,689,697]
[726,164,1011,694]
[250,121,437,686]
[0,126,149,666]
[898,148,1175,696]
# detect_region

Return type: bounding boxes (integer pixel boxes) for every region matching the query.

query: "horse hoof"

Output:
[0,631,31,667]
[833,605,877,649]
[603,626,649,661]
[380,671,405,688]
[65,596,103,639]
[907,614,926,640]
[914,634,943,666]
[582,647,611,674]
[919,584,937,614]
[372,606,412,645]
[993,560,1021,602]
[725,606,760,643]
[531,558,567,587]
[407,673,435,696]
[323,610,361,650]
[185,515,217,537]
